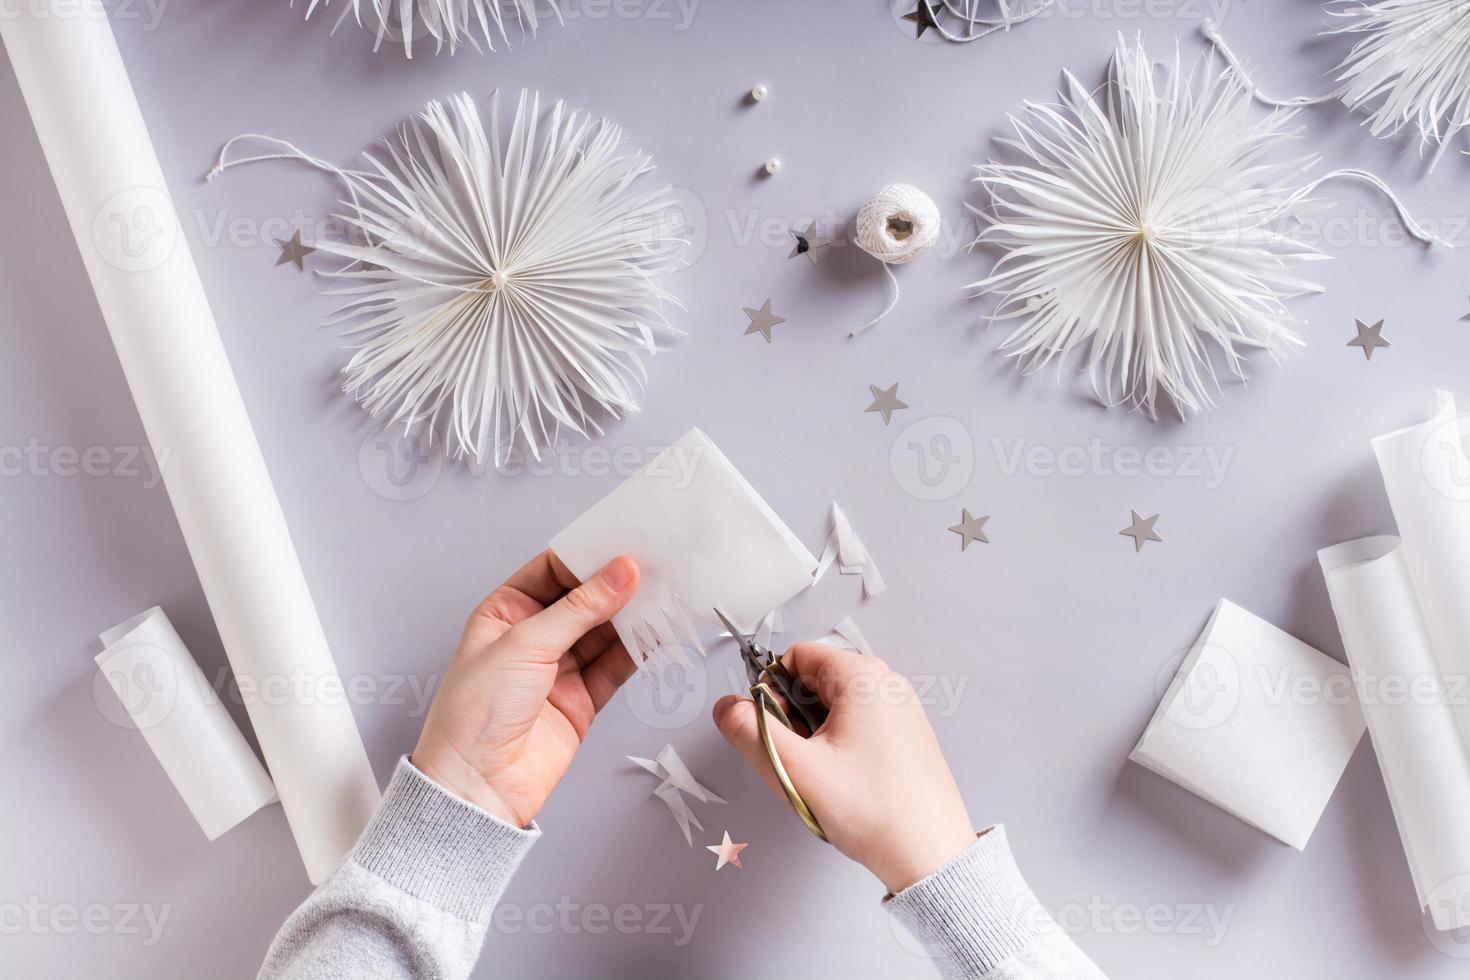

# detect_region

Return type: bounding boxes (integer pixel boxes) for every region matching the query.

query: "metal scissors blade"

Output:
[713,607,763,687]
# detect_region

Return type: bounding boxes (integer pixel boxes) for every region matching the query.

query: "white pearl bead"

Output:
[750,84,768,102]
[763,157,782,176]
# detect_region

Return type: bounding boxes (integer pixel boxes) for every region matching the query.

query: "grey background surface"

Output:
[4,1,1470,976]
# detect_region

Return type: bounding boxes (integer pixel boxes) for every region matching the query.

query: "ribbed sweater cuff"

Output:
[884,825,1056,977]
[349,757,540,923]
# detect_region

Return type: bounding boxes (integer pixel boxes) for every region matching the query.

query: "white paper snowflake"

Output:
[319,90,686,463]
[969,35,1327,418]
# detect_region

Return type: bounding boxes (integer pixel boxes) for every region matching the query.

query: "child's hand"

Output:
[713,643,976,892]
[412,551,638,827]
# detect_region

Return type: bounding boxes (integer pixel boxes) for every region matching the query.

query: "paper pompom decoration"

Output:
[296,0,554,56]
[968,35,1327,418]
[316,90,686,463]
[1328,0,1470,161]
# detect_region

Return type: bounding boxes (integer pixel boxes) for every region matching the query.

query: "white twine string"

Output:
[1199,23,1453,247]
[851,183,942,337]
[205,133,515,292]
[927,0,1054,43]
[1279,168,1456,248]
[1201,19,1344,108]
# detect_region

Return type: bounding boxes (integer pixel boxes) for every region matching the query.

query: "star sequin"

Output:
[1347,319,1390,361]
[948,509,990,550]
[1119,511,1162,552]
[706,831,748,870]
[742,299,786,343]
[902,1,941,38]
[274,230,316,272]
[788,222,832,263]
[864,383,909,424]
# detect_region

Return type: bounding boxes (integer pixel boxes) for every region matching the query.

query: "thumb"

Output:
[507,556,639,659]
[713,694,821,807]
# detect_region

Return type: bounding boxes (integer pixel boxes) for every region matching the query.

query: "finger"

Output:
[779,643,888,707]
[504,549,583,606]
[505,556,639,661]
[712,694,821,804]
[462,584,545,649]
[580,642,638,713]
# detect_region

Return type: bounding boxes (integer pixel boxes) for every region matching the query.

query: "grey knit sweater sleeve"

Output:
[886,827,1107,979]
[259,761,1104,980]
[257,757,538,980]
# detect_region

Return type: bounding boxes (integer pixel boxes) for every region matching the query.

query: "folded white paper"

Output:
[818,616,875,657]
[551,428,818,670]
[2,1,381,883]
[1319,392,1470,930]
[95,608,278,841]
[629,745,727,846]
[814,502,885,597]
[1130,600,1365,850]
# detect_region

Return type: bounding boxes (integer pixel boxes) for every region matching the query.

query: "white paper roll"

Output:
[1319,391,1470,931]
[2,1,379,882]
[96,608,279,841]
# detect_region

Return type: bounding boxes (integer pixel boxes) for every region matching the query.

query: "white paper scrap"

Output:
[628,744,727,846]
[1129,599,1365,851]
[818,616,875,657]
[814,502,885,597]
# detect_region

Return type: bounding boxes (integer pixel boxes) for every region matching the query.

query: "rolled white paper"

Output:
[1319,392,1470,931]
[96,608,279,841]
[2,1,379,882]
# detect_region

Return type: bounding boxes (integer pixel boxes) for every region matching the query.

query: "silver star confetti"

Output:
[1119,511,1162,552]
[949,509,990,550]
[864,383,909,424]
[742,299,786,343]
[274,230,316,272]
[1347,319,1390,360]
[789,222,832,263]
[902,0,940,38]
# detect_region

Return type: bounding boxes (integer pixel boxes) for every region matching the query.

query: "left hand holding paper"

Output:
[412,552,640,827]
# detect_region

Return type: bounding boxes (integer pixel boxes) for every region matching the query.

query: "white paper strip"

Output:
[1318,391,1470,930]
[813,502,885,598]
[95,608,278,841]
[1,1,379,883]
[551,428,817,670]
[1129,600,1365,850]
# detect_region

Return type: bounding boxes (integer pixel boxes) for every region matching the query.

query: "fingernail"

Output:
[600,555,636,592]
[711,695,738,726]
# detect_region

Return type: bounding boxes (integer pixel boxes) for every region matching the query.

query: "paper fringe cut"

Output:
[549,428,819,674]
[818,616,875,657]
[969,33,1448,421]
[814,502,886,597]
[720,608,783,649]
[629,745,727,847]
[208,90,687,466]
[296,0,556,58]
[1204,8,1470,168]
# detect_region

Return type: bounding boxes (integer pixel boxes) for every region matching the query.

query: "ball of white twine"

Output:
[855,183,941,264]
[851,183,940,336]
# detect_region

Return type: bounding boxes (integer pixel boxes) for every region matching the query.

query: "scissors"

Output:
[713,607,829,841]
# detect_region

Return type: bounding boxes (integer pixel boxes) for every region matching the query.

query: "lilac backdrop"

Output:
[3,1,1470,976]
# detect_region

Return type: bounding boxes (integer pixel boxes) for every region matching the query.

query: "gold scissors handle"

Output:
[751,681,828,842]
